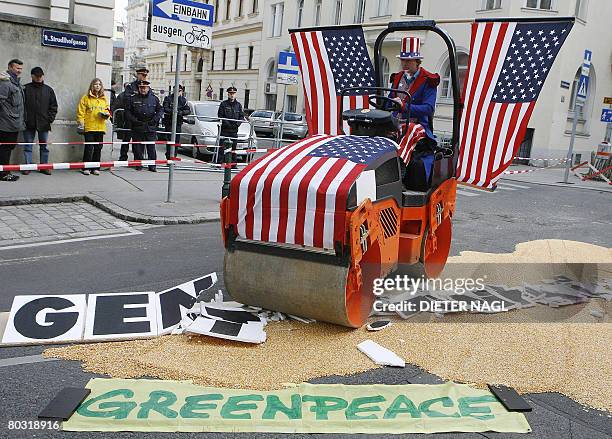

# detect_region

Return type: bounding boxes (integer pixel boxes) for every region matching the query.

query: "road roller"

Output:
[220,21,462,327]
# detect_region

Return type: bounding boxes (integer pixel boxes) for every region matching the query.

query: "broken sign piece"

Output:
[186,316,266,344]
[357,340,405,367]
[366,320,392,331]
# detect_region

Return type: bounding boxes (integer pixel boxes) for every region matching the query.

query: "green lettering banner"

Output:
[63,378,531,433]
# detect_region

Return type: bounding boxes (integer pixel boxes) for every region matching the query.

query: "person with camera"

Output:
[76,78,110,175]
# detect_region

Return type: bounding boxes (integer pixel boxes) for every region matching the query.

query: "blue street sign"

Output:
[576,49,592,104]
[601,109,612,123]
[41,29,88,51]
[152,0,214,27]
[277,51,299,75]
[277,51,299,85]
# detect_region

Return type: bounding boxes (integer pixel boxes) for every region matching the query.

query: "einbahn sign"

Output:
[148,0,214,49]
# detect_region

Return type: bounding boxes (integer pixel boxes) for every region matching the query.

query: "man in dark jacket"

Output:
[125,80,163,172]
[162,85,190,159]
[217,86,244,164]
[110,82,133,160]
[0,59,26,182]
[22,67,58,175]
[125,66,149,95]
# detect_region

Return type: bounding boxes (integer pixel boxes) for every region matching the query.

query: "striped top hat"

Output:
[398,36,423,60]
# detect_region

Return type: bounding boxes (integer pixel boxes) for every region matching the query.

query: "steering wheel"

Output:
[368,95,403,112]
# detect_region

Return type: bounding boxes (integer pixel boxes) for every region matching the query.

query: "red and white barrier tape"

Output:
[0,160,175,172]
[514,157,568,162]
[503,161,567,175]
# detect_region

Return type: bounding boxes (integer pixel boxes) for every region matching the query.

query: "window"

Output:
[238,0,243,16]
[234,48,239,69]
[287,96,297,113]
[354,0,366,23]
[252,0,258,13]
[197,58,204,72]
[405,0,420,15]
[271,3,284,37]
[574,0,588,19]
[219,88,224,100]
[225,0,231,19]
[440,52,469,99]
[483,0,501,9]
[248,46,254,69]
[222,49,227,70]
[211,51,215,70]
[381,56,390,85]
[183,53,188,71]
[526,0,552,10]
[244,89,250,109]
[377,0,390,16]
[170,55,173,72]
[314,0,322,25]
[214,0,219,22]
[296,0,304,26]
[334,0,343,24]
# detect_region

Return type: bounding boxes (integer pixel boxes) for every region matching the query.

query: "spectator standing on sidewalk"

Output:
[125,80,163,172]
[111,82,133,160]
[76,78,110,175]
[217,86,244,165]
[22,67,58,175]
[162,84,190,159]
[0,59,26,182]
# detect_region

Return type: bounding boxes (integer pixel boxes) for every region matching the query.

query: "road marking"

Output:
[499,182,530,189]
[0,229,143,251]
[456,188,480,197]
[0,354,59,368]
[459,185,489,193]
[496,185,517,191]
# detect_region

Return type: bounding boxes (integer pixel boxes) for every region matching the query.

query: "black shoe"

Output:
[21,170,30,175]
[134,167,142,171]
[0,173,19,182]
[148,167,157,172]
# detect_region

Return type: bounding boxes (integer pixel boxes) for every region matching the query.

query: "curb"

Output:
[0,194,221,225]
[502,177,612,193]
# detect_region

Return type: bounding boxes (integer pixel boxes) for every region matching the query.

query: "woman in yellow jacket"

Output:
[76,78,110,175]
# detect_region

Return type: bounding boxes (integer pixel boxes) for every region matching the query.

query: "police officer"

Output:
[162,84,191,159]
[217,86,244,164]
[126,66,149,95]
[124,80,163,172]
[110,82,133,160]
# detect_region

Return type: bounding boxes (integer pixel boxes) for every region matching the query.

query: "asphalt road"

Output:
[0,179,611,438]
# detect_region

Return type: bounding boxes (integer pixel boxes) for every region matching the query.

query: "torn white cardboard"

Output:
[357,339,405,367]
[185,316,266,344]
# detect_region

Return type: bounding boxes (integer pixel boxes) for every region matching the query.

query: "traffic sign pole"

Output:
[563,50,591,184]
[166,44,182,203]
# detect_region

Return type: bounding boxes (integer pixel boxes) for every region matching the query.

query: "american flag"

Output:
[457,19,573,189]
[398,123,426,165]
[229,135,397,250]
[291,26,376,135]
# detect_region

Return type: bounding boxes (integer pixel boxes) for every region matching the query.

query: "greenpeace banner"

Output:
[64,379,531,433]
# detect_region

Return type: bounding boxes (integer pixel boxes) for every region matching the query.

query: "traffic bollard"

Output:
[222,139,233,198]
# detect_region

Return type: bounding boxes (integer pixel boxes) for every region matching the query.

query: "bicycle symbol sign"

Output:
[148,0,213,49]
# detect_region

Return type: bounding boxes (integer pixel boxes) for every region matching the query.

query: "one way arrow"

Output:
[157,0,193,22]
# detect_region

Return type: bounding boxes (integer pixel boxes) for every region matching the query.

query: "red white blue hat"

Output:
[398,36,422,60]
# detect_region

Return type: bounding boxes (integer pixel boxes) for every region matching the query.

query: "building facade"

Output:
[0,0,115,162]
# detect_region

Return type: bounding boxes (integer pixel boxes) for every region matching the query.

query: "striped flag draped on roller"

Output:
[229,135,397,250]
[457,18,573,189]
[290,26,376,135]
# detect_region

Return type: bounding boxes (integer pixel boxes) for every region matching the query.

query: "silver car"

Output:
[179,101,257,159]
[249,109,280,137]
[272,112,308,139]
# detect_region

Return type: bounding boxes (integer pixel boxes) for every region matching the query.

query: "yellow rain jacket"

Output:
[76,92,110,133]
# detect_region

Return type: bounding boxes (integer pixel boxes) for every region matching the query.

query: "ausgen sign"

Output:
[148,0,214,49]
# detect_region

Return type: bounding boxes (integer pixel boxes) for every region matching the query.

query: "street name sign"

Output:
[41,29,88,51]
[148,0,214,49]
[276,51,299,85]
[575,49,591,105]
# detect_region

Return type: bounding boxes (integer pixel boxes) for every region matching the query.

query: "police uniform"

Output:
[217,86,245,164]
[124,80,164,171]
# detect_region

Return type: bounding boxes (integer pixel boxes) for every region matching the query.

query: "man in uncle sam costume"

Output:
[388,36,441,190]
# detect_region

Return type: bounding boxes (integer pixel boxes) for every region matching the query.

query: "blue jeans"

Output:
[23,129,50,164]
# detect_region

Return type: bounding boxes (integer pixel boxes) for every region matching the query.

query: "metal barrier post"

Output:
[166,45,182,203]
[222,138,232,198]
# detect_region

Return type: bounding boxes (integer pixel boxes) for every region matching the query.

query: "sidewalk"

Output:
[0,152,227,224]
[502,164,612,193]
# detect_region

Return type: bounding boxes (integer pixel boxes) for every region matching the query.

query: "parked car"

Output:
[249,109,280,137]
[272,112,308,139]
[179,100,257,160]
